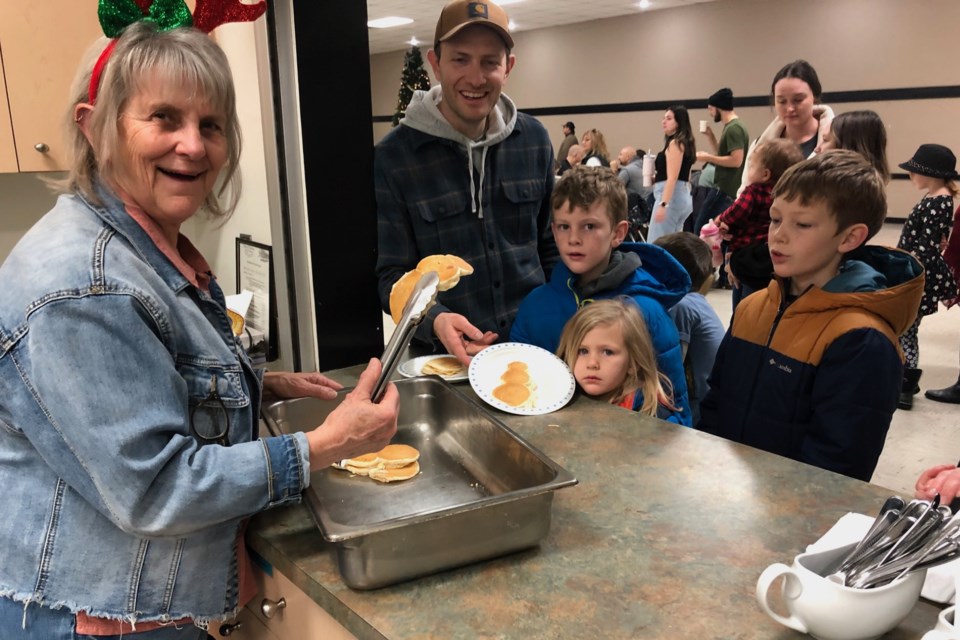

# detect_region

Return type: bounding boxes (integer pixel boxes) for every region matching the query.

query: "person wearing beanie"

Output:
[696,87,749,199]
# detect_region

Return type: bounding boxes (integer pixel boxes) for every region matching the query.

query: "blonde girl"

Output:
[895,144,960,410]
[580,128,611,168]
[557,299,682,423]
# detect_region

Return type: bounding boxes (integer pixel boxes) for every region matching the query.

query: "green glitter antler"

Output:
[97,0,193,38]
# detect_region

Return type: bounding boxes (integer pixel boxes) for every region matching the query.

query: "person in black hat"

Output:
[556,121,578,173]
[895,143,960,409]
[696,87,749,200]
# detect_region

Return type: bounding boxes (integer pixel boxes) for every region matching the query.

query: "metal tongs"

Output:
[371,271,440,402]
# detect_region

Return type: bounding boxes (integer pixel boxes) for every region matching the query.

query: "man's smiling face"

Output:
[428,25,514,139]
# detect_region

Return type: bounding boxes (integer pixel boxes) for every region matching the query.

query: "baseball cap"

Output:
[434,0,514,49]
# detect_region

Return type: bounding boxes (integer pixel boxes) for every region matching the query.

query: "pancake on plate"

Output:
[421,356,465,377]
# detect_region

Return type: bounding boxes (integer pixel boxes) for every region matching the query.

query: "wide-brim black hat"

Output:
[899,144,960,180]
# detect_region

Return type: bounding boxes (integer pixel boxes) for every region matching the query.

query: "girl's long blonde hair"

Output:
[556,299,675,417]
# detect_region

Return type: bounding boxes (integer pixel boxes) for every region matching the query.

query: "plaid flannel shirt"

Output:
[375,112,558,346]
[716,181,773,250]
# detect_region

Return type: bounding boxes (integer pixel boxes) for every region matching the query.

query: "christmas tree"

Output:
[392,45,431,127]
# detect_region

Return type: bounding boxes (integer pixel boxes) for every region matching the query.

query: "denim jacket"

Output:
[0,187,310,627]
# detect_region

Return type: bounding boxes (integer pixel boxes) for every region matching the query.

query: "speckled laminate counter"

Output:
[247,367,942,639]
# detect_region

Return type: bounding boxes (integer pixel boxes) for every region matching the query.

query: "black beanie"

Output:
[708,88,734,111]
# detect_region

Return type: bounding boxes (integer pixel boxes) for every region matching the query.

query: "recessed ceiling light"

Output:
[368,16,414,29]
[638,0,651,8]
[508,20,517,30]
[408,36,420,46]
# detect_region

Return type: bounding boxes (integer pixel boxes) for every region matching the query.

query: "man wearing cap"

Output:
[374,0,558,365]
[695,87,749,199]
[555,121,578,173]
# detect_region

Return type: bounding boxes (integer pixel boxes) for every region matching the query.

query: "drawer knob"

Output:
[260,596,286,619]
[34,143,50,153]
[218,620,243,636]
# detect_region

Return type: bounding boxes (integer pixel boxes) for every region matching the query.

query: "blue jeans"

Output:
[648,180,693,243]
[0,598,209,640]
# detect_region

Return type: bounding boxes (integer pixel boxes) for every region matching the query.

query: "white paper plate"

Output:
[397,355,469,382]
[468,342,575,415]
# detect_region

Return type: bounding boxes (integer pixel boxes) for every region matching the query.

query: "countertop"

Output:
[247,366,942,639]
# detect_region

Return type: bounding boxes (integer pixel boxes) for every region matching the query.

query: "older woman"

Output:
[647,105,696,243]
[0,20,398,639]
[738,59,834,195]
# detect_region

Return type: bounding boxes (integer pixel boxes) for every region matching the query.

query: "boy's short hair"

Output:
[551,165,627,225]
[773,149,887,240]
[752,139,806,185]
[653,232,712,292]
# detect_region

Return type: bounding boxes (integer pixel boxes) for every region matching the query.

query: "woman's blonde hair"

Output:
[54,21,242,217]
[556,299,674,417]
[581,129,610,162]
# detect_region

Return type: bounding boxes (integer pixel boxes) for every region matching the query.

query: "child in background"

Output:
[698,151,924,482]
[715,138,805,309]
[816,109,890,183]
[653,233,726,425]
[510,165,692,425]
[557,299,683,423]
[895,144,960,409]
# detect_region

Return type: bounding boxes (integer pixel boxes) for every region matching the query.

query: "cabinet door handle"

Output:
[34,143,50,153]
[218,620,243,636]
[260,596,286,619]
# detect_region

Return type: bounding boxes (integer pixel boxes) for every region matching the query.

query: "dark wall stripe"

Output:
[373,85,960,122]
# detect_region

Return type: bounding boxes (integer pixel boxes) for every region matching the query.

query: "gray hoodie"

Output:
[401,86,517,219]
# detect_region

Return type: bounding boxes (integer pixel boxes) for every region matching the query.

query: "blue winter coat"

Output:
[510,242,692,425]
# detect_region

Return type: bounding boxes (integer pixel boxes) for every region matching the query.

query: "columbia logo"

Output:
[769,358,792,374]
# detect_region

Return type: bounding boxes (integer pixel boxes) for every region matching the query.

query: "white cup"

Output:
[922,605,960,639]
[699,119,708,133]
[641,153,655,187]
[757,542,925,640]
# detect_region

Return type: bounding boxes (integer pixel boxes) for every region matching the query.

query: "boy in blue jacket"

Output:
[510,166,693,424]
[697,151,924,481]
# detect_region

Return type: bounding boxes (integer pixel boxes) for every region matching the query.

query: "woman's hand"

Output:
[915,464,960,502]
[262,371,343,401]
[305,358,399,469]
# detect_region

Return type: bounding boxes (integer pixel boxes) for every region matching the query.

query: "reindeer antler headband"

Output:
[88,0,267,105]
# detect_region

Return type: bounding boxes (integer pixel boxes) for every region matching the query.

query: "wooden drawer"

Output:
[208,605,278,640]
[250,564,357,640]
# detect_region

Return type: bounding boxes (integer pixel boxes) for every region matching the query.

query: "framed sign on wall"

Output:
[236,236,278,362]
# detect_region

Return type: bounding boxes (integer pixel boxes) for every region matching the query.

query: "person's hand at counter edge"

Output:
[261,371,343,402]
[433,312,498,366]
[915,464,960,503]
[305,358,399,470]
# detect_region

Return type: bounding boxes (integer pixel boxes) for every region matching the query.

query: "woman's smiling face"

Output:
[111,73,228,232]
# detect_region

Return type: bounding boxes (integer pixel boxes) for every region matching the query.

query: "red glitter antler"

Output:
[192,0,267,34]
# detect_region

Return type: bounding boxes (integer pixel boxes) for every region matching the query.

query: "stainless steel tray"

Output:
[261,376,577,589]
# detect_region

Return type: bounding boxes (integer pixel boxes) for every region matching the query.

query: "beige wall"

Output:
[369,0,960,220]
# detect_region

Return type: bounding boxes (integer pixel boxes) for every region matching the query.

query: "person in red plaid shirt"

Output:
[715,139,805,309]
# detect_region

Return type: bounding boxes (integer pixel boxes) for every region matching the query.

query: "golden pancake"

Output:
[388,269,425,324]
[226,309,244,336]
[506,361,528,371]
[500,368,530,385]
[421,356,465,377]
[416,255,474,292]
[344,464,371,476]
[493,383,531,407]
[343,451,380,468]
[376,444,420,469]
[368,461,420,483]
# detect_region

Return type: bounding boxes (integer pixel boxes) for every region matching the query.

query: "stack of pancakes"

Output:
[492,361,537,408]
[389,254,474,323]
[421,356,466,377]
[338,444,420,483]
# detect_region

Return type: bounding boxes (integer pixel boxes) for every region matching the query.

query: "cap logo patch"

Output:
[468,2,489,18]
